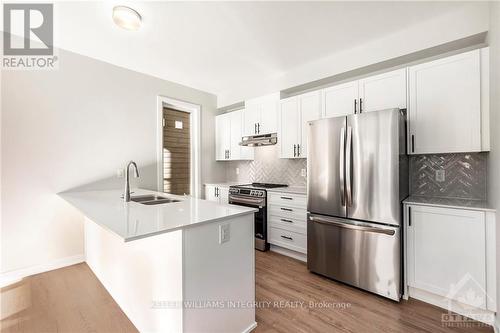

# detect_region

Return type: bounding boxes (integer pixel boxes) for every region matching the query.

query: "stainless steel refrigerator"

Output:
[306,108,408,301]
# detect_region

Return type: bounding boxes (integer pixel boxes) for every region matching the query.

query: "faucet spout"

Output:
[124,161,140,202]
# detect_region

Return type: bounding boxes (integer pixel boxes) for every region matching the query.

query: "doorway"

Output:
[157,96,201,198]
[162,108,191,195]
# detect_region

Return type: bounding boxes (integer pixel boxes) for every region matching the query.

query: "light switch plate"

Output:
[219,224,230,244]
[436,169,445,182]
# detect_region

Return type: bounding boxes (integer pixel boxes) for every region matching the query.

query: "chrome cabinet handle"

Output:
[339,127,346,207]
[280,196,292,200]
[354,99,357,114]
[280,235,293,240]
[257,123,260,134]
[254,123,257,134]
[297,144,300,157]
[309,215,395,236]
[280,219,293,223]
[293,144,297,157]
[359,98,363,113]
[411,135,415,153]
[346,126,353,207]
[280,207,293,212]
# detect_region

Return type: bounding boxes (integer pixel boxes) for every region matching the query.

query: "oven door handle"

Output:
[229,195,265,207]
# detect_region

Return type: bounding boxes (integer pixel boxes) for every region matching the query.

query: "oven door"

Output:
[229,195,268,251]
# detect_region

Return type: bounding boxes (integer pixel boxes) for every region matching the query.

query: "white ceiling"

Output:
[50,1,481,103]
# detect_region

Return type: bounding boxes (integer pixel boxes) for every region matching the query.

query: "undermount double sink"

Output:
[131,194,181,205]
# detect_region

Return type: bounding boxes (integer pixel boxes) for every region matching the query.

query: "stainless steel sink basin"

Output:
[131,195,180,205]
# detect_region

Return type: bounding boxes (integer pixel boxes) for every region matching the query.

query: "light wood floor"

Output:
[1,251,493,333]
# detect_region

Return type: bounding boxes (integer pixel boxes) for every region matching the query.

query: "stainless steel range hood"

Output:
[239,133,277,147]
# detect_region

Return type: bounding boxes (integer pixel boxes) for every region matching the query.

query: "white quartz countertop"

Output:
[267,186,307,195]
[60,189,257,242]
[404,196,495,212]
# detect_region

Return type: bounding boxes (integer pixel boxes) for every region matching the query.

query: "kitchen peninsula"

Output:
[60,189,257,333]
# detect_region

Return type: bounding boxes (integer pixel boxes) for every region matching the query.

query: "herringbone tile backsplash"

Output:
[225,146,487,200]
[409,153,487,200]
[225,145,307,186]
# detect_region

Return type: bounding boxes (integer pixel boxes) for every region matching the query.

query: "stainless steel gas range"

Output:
[229,183,288,251]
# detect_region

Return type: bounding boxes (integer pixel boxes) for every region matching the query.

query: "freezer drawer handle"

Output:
[309,216,395,236]
[280,235,293,240]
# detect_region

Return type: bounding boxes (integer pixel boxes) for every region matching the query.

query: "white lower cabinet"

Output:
[405,204,496,314]
[204,184,229,204]
[267,191,307,256]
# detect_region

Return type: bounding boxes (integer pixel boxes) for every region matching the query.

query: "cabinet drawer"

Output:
[269,205,307,221]
[269,227,307,253]
[269,215,306,234]
[268,192,306,208]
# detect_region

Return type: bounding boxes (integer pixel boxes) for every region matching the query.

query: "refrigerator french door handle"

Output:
[309,215,395,236]
[339,127,346,206]
[345,126,353,206]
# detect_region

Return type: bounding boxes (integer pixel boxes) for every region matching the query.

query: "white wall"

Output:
[218,1,490,107]
[489,2,500,329]
[1,47,223,273]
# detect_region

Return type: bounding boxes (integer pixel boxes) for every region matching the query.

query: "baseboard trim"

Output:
[242,322,257,333]
[270,244,307,262]
[0,254,85,288]
[409,287,495,326]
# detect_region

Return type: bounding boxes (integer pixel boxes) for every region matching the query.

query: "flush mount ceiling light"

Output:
[112,6,142,31]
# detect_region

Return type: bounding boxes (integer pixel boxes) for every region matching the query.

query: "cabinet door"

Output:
[279,97,300,159]
[408,49,481,154]
[215,114,230,161]
[242,103,260,136]
[205,185,218,202]
[218,187,229,204]
[322,81,359,118]
[230,109,254,160]
[358,68,407,112]
[299,91,322,158]
[259,95,279,134]
[407,205,486,309]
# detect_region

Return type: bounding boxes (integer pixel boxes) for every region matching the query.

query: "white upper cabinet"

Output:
[358,68,407,112]
[243,93,280,136]
[408,48,488,154]
[322,68,406,118]
[299,91,322,157]
[215,113,230,161]
[322,81,359,118]
[279,91,322,159]
[279,97,300,159]
[215,110,253,161]
[242,102,261,136]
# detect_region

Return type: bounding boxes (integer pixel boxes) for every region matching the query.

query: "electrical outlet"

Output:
[116,168,124,178]
[301,169,307,177]
[436,169,445,182]
[219,224,230,244]
[236,167,240,175]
